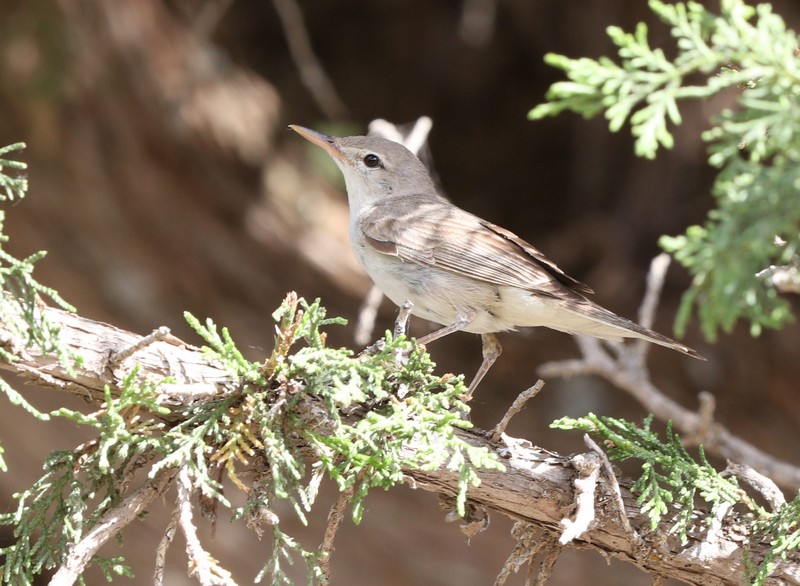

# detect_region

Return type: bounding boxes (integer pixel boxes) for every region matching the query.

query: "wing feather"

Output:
[359,194,593,297]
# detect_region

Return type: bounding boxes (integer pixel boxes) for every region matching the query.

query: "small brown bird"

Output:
[291,125,704,394]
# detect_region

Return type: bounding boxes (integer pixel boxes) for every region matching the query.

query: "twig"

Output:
[116,447,158,494]
[632,253,671,362]
[354,284,385,346]
[638,253,671,330]
[540,346,800,487]
[494,523,540,585]
[531,532,561,586]
[559,452,601,544]
[757,263,800,294]
[685,391,717,446]
[369,117,433,157]
[49,467,178,586]
[154,505,181,586]
[176,467,239,586]
[584,434,637,539]
[108,326,171,368]
[725,461,786,510]
[490,380,545,442]
[319,472,361,582]
[271,0,348,119]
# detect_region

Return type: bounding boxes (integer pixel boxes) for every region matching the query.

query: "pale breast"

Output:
[352,235,518,333]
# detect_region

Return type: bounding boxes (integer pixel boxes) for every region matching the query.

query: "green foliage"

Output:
[530,0,800,340]
[0,143,76,453]
[751,495,800,583]
[1,293,503,584]
[552,413,752,540]
[552,413,799,585]
[0,143,29,201]
[0,371,168,584]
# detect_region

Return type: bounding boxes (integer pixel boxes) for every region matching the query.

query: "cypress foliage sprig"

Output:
[530,0,800,340]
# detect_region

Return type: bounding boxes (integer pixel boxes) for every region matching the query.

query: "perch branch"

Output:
[1,304,798,585]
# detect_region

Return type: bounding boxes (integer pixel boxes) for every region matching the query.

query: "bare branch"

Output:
[540,340,800,487]
[177,467,239,586]
[154,506,180,586]
[319,472,362,582]
[638,253,671,330]
[271,0,347,119]
[393,299,414,339]
[108,326,171,368]
[490,380,545,442]
[684,391,717,446]
[584,434,636,539]
[725,461,786,511]
[632,252,671,362]
[0,305,234,406]
[538,255,800,490]
[354,284,385,346]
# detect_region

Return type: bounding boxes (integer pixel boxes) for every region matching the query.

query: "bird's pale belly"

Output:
[357,248,516,334]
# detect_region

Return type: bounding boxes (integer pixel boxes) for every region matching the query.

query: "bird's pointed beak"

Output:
[289,125,347,162]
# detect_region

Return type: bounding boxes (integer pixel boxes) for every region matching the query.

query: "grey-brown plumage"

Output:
[290,125,704,394]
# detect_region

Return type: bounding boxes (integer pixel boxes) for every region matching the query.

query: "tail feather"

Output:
[562,299,705,360]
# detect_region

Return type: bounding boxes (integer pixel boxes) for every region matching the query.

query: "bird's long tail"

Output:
[559,299,705,360]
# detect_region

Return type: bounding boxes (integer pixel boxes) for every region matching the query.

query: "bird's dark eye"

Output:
[363,154,382,168]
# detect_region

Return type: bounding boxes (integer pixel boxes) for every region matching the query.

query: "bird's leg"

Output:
[466,333,502,397]
[393,300,414,338]
[417,308,477,346]
[393,300,415,366]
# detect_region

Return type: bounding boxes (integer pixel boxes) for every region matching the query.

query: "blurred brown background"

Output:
[1,1,798,584]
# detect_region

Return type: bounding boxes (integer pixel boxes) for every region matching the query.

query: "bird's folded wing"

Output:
[359,196,593,296]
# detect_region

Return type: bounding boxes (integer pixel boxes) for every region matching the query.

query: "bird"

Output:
[289,125,704,395]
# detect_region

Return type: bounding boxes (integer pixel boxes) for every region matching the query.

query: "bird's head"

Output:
[290,125,436,209]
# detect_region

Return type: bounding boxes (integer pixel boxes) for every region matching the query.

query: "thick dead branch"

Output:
[2,304,799,585]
